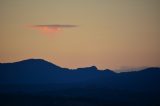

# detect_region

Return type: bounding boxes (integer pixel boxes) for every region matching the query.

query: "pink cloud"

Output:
[30,24,77,34]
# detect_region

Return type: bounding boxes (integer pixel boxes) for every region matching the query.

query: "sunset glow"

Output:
[0,0,159,71]
[32,26,61,34]
[30,24,77,35]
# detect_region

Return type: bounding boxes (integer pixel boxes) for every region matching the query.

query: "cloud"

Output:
[30,24,77,34]
[33,24,77,28]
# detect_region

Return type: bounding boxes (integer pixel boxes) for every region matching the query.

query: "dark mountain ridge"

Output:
[0,59,160,106]
[0,59,160,88]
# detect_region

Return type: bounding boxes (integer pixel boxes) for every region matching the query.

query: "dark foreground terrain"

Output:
[0,59,160,106]
[0,89,160,106]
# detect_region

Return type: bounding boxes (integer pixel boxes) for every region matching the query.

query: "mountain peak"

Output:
[17,58,51,63]
[77,66,98,71]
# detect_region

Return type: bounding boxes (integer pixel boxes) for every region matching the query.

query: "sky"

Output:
[0,0,160,71]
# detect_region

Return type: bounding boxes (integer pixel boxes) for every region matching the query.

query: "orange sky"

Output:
[0,0,160,71]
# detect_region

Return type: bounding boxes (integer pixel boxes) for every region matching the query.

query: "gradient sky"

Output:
[0,0,160,71]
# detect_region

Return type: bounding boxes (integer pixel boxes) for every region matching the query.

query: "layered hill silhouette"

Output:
[0,59,160,106]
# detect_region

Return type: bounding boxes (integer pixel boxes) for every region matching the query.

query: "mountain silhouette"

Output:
[0,59,160,106]
[0,59,115,84]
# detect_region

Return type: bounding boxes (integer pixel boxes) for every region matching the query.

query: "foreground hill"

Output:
[0,59,160,106]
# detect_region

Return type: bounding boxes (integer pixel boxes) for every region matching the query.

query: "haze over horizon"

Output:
[0,0,160,71]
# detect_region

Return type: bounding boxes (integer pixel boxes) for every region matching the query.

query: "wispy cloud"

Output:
[30,24,77,34]
[33,24,77,28]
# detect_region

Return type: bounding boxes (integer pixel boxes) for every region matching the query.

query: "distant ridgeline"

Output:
[0,59,160,106]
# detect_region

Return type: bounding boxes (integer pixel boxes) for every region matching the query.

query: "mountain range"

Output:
[0,59,160,106]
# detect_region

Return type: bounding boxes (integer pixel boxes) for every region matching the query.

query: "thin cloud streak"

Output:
[30,24,77,34]
[33,24,77,28]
